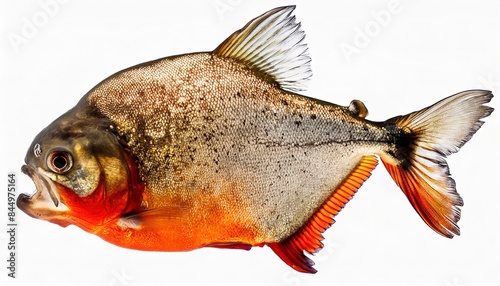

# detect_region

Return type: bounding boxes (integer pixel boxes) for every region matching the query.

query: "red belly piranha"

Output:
[18,6,493,273]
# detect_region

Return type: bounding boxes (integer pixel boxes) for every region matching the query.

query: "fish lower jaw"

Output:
[19,165,70,218]
[17,190,70,219]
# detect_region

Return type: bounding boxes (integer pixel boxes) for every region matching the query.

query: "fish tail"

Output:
[380,90,493,238]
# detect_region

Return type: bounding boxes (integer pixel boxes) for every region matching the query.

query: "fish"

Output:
[17,6,493,273]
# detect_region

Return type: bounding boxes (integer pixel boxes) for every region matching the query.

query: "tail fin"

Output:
[381,90,493,238]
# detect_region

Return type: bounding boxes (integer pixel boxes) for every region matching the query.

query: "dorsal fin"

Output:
[268,155,378,273]
[213,6,312,92]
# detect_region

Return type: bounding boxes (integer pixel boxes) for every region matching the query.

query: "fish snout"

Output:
[17,165,70,219]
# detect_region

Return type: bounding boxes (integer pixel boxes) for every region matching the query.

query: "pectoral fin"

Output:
[118,204,190,230]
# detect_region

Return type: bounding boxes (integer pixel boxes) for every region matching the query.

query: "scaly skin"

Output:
[84,52,392,248]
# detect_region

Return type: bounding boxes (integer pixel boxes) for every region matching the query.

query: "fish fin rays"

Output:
[381,90,494,238]
[118,204,190,229]
[382,160,462,238]
[268,155,378,273]
[213,6,312,93]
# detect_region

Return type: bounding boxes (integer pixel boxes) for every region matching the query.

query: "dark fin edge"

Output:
[268,155,378,273]
[382,161,462,238]
[381,90,494,238]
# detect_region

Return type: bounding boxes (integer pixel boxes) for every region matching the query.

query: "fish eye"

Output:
[47,151,73,174]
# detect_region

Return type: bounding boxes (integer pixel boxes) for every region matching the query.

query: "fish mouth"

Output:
[17,165,70,220]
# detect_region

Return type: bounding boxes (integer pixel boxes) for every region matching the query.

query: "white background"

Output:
[1,1,499,285]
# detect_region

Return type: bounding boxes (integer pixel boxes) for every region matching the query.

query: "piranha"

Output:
[18,6,493,273]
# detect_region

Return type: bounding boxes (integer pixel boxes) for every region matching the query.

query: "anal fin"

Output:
[268,155,378,273]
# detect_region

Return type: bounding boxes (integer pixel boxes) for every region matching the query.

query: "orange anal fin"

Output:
[268,155,378,273]
[268,241,317,273]
[205,242,253,251]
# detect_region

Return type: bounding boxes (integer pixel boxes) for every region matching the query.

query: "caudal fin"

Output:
[381,90,493,238]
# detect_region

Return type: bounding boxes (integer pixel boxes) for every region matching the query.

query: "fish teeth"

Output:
[20,165,61,208]
[38,171,60,207]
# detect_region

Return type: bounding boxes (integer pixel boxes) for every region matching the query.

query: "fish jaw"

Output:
[17,165,71,227]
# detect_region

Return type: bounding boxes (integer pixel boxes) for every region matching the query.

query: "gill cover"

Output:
[18,105,142,228]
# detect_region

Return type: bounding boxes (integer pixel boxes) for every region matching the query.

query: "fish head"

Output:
[18,108,144,231]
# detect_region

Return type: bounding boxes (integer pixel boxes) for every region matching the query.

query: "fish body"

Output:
[18,6,493,273]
